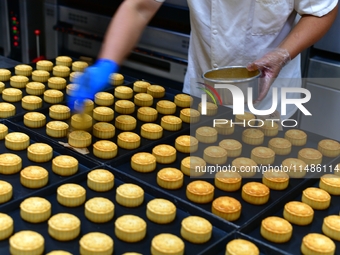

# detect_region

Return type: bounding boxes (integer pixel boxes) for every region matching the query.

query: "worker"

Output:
[70,0,338,119]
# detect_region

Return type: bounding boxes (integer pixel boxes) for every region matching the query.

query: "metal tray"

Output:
[6,94,191,164]
[0,120,100,212]
[0,168,234,255]
[189,109,340,178]
[106,136,310,229]
[239,178,340,255]
[219,232,293,255]
[0,65,136,120]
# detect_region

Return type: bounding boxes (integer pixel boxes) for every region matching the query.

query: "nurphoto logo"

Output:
[198,82,312,128]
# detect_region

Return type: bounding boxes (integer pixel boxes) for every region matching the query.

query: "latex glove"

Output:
[67,58,118,110]
[247,48,291,103]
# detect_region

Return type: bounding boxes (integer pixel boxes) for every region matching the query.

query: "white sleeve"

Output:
[295,0,338,16]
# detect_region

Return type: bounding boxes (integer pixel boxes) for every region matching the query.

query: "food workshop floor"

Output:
[0,58,339,255]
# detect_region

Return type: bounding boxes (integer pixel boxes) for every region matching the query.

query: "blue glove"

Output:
[67,58,119,110]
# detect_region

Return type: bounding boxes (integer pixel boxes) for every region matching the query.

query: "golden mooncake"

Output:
[57,183,86,207]
[284,129,307,146]
[261,216,292,243]
[251,147,275,165]
[226,239,259,255]
[180,108,201,123]
[212,196,241,221]
[93,140,118,159]
[174,93,193,108]
[301,187,331,210]
[114,215,146,242]
[298,148,323,166]
[319,174,340,195]
[301,233,335,255]
[0,181,13,204]
[0,213,13,240]
[48,213,81,241]
[84,197,114,223]
[20,166,49,189]
[157,167,184,190]
[87,169,114,192]
[152,144,176,164]
[318,139,340,157]
[9,230,44,255]
[116,183,144,207]
[20,197,51,223]
[203,146,228,165]
[186,180,214,204]
[283,201,314,225]
[79,232,114,255]
[180,216,212,243]
[5,132,30,150]
[52,155,78,176]
[151,233,184,255]
[146,198,176,224]
[322,215,340,241]
[131,152,157,173]
[242,182,270,205]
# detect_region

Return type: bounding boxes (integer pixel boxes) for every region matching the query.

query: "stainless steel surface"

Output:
[307,57,340,89]
[123,52,187,83]
[300,57,340,140]
[166,0,188,8]
[1,0,45,62]
[59,5,110,34]
[44,2,60,59]
[314,11,340,54]
[202,66,261,105]
[300,82,340,140]
[0,0,10,57]
[44,2,190,83]
[0,56,21,68]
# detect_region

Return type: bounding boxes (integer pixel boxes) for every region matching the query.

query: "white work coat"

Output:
[182,0,338,118]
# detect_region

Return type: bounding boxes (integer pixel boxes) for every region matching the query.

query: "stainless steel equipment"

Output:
[44,0,190,87]
[313,11,340,54]
[0,0,45,63]
[202,66,261,105]
[300,10,340,140]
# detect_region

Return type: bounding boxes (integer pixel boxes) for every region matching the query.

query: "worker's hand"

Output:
[247,48,290,103]
[67,59,118,110]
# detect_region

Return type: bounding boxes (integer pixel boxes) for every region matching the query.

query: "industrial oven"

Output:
[0,0,45,63]
[43,0,190,90]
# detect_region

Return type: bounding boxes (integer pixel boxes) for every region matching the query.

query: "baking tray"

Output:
[217,232,293,255]
[106,136,309,229]
[6,96,191,164]
[0,65,137,120]
[0,120,100,212]
[6,84,232,164]
[107,109,340,229]
[239,178,340,255]
[189,109,340,178]
[0,168,234,255]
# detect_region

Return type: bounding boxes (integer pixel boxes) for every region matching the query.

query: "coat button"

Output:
[212,30,218,35]
[213,64,218,68]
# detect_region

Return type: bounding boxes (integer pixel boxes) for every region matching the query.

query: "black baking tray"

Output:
[190,109,340,178]
[107,109,340,229]
[6,83,232,164]
[0,120,100,212]
[0,65,137,120]
[0,168,234,255]
[239,178,340,255]
[106,135,311,229]
[217,232,293,255]
[6,98,191,164]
